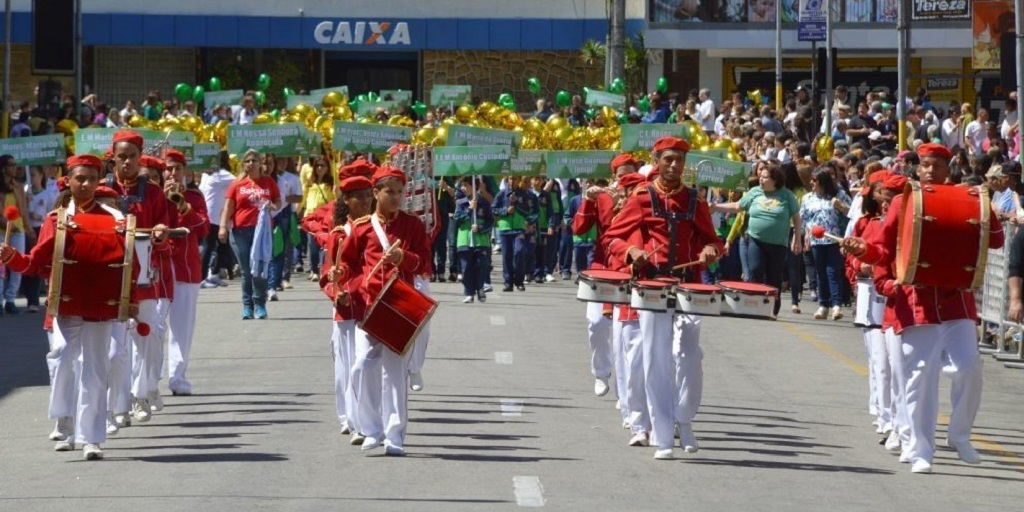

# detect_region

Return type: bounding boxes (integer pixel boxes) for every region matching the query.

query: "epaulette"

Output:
[329,224,348,234]
[351,214,371,226]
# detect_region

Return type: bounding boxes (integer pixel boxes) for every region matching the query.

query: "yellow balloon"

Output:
[455,105,475,123]
[712,138,733,150]
[524,118,545,135]
[546,115,568,131]
[727,151,743,162]
[293,103,312,119]
[56,119,79,136]
[126,115,147,128]
[435,125,448,144]
[554,126,573,142]
[322,92,346,109]
[254,113,275,124]
[416,126,436,144]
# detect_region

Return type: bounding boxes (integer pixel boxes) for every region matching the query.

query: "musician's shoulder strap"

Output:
[369,214,391,252]
[645,185,664,216]
[351,215,371,226]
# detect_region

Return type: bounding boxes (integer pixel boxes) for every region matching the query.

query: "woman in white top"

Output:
[21,166,57,312]
[198,152,238,286]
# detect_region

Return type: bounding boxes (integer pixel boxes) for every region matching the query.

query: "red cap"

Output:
[610,153,639,171]
[652,136,690,154]
[882,173,908,194]
[340,158,378,179]
[164,149,188,166]
[340,176,373,192]
[66,154,103,171]
[112,129,144,149]
[372,166,407,186]
[916,142,952,161]
[646,168,660,181]
[860,170,892,197]
[617,172,645,190]
[140,155,166,172]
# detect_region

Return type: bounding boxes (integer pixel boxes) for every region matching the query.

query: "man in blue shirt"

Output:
[641,93,671,124]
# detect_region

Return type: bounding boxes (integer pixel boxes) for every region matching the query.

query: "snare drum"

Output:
[135,233,153,286]
[718,281,777,319]
[577,270,631,304]
[360,275,438,355]
[674,283,722,316]
[854,278,886,328]
[630,280,672,312]
[897,182,990,289]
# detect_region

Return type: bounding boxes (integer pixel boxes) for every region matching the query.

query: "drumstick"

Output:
[672,259,705,271]
[116,226,191,238]
[810,225,844,243]
[4,206,20,245]
[368,239,403,277]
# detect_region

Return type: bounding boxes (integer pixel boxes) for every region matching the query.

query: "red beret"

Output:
[610,153,639,171]
[388,143,409,156]
[617,172,645,190]
[646,168,660,181]
[112,129,144,149]
[882,173,908,194]
[860,170,892,197]
[139,155,166,172]
[66,154,103,171]
[339,176,373,192]
[340,158,377,180]
[372,166,407,186]
[916,142,952,161]
[652,136,690,154]
[94,185,119,200]
[104,148,114,161]
[164,149,187,166]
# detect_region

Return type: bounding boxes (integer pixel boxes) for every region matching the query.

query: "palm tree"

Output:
[579,39,607,68]
[624,34,650,98]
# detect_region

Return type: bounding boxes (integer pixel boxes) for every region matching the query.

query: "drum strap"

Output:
[370,214,391,252]
[646,185,698,270]
[106,175,148,214]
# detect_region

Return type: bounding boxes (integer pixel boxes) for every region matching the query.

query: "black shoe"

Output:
[448,273,458,283]
[516,285,526,292]
[534,277,544,284]
[430,275,438,283]
[502,285,513,292]
[4,302,20,315]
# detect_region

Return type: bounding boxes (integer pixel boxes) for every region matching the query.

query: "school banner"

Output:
[585,90,626,110]
[380,89,412,107]
[544,151,616,179]
[204,89,245,108]
[331,122,412,153]
[686,155,752,190]
[74,128,162,156]
[433,145,512,176]
[227,123,309,156]
[620,124,687,151]
[309,86,350,106]
[509,150,546,176]
[430,85,472,107]
[0,134,66,165]
[163,131,195,160]
[446,125,522,157]
[188,143,221,170]
[690,148,730,160]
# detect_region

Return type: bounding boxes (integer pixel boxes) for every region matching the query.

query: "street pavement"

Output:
[1,268,1022,511]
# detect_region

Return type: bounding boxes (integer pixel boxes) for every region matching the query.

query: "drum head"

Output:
[634,280,669,290]
[718,280,777,294]
[677,283,720,293]
[581,269,631,282]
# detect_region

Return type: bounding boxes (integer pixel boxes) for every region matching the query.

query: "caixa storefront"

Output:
[0,6,643,112]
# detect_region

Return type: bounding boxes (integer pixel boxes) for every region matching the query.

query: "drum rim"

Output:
[676,283,721,293]
[633,280,671,289]
[717,280,778,294]
[580,269,632,282]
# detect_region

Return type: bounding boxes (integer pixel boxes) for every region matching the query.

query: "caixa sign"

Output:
[313,21,412,46]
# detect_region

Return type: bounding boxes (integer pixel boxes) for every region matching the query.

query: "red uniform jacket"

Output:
[339,211,430,309]
[109,178,174,301]
[845,216,880,288]
[572,192,616,270]
[169,189,210,284]
[302,201,335,249]
[319,223,367,322]
[860,193,1004,333]
[604,182,723,282]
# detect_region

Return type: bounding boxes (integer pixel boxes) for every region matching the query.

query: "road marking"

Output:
[500,399,523,417]
[495,352,514,365]
[783,323,1024,470]
[513,476,545,507]
[490,315,507,326]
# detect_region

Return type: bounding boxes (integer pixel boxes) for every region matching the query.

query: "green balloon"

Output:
[656,77,668,94]
[192,85,205,104]
[555,90,571,108]
[271,109,280,119]
[638,97,651,113]
[617,113,628,124]
[609,78,625,95]
[527,77,541,95]
[411,101,427,118]
[175,83,193,102]
[257,73,271,92]
[254,91,266,105]
[283,87,296,100]
[585,108,596,121]
[367,92,379,103]
[208,77,222,92]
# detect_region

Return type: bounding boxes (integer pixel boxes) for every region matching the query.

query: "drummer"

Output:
[843,143,1004,474]
[105,130,173,432]
[0,154,136,460]
[604,137,723,460]
[340,166,431,456]
[573,154,638,398]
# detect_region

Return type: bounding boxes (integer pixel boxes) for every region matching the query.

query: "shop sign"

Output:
[314,21,411,46]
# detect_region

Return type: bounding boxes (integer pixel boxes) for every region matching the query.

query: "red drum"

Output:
[360,274,438,355]
[718,281,777,319]
[674,283,722,316]
[897,182,990,289]
[577,269,631,304]
[48,210,133,321]
[630,280,672,311]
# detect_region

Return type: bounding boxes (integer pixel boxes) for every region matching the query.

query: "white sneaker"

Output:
[282,280,293,290]
[813,306,827,319]
[149,391,164,412]
[831,306,844,321]
[884,431,902,454]
[594,378,610,397]
[482,284,494,293]
[457,274,463,282]
[133,399,151,423]
[200,279,219,289]
[910,459,932,474]
[678,423,699,453]
[361,435,384,451]
[409,372,424,392]
[268,289,279,301]
[114,413,130,429]
[49,416,73,441]
[340,425,352,435]
[83,444,104,461]
[544,274,556,283]
[654,448,674,460]
[350,432,366,446]
[462,296,474,303]
[384,442,406,456]
[946,439,982,465]
[106,415,120,436]
[621,419,630,429]
[629,432,650,447]
[54,440,75,452]
[899,451,911,463]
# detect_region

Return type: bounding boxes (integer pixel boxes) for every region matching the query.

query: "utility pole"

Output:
[1017,0,1023,172]
[823,0,833,134]
[775,0,783,112]
[2,0,11,138]
[608,0,625,86]
[75,0,82,109]
[897,0,909,151]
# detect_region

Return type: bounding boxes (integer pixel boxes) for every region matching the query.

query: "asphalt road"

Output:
[1,270,1022,511]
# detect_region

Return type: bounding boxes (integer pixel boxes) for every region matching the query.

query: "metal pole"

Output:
[897,0,908,151]
[75,0,82,112]
[823,0,833,134]
[811,41,817,134]
[775,0,783,112]
[1017,0,1023,172]
[609,0,625,86]
[2,0,11,139]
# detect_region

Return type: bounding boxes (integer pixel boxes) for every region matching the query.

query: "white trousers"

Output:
[865,328,892,432]
[131,298,171,398]
[885,328,910,446]
[900,319,983,464]
[639,310,676,449]
[621,319,650,435]
[586,302,613,380]
[332,319,358,432]
[54,317,112,445]
[47,325,79,420]
[351,328,411,447]
[673,313,703,426]
[611,316,628,422]
[408,277,430,375]
[167,282,200,394]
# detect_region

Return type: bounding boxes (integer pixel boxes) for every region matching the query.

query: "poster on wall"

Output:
[649,0,886,23]
[876,0,898,22]
[924,69,962,104]
[972,1,1015,70]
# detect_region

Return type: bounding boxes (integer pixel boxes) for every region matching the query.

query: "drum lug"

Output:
[61,259,78,265]
[966,218,980,225]
[918,262,930,268]
[918,215,935,222]
[963,265,976,272]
